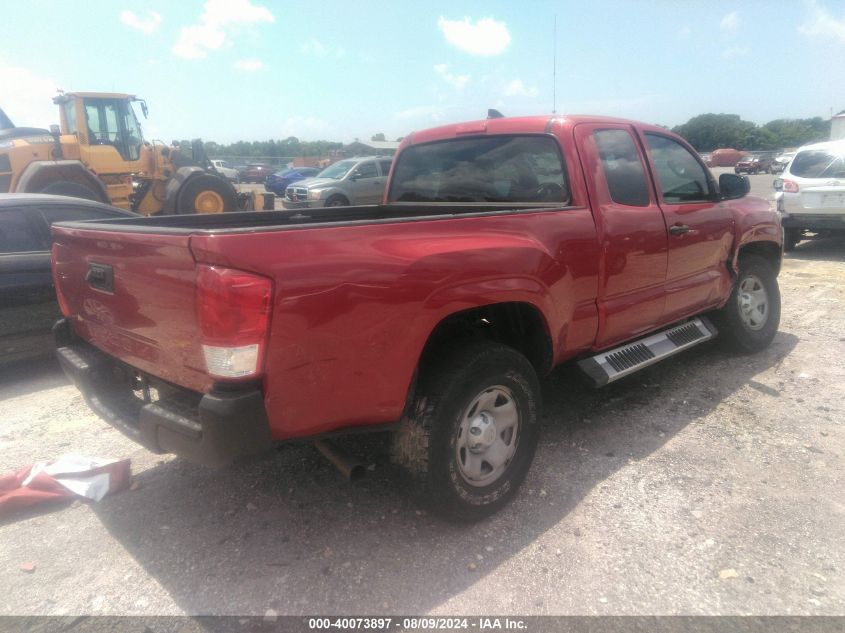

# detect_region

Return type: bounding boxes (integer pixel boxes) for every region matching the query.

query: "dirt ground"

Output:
[0,182,843,617]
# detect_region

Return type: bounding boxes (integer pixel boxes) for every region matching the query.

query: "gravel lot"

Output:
[1,172,843,617]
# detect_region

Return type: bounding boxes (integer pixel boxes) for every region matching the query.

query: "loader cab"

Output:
[57,93,146,166]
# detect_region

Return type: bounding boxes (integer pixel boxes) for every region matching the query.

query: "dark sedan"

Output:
[735,156,773,174]
[238,163,275,184]
[264,167,321,196]
[0,194,135,364]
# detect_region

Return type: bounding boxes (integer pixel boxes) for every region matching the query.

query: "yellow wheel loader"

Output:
[0,93,253,214]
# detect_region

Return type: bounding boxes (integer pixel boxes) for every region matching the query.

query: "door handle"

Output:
[669,224,691,235]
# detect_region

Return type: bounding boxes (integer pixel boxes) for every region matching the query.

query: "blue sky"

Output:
[2,0,844,144]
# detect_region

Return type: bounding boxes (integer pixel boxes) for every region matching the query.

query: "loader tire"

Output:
[40,181,102,202]
[176,175,237,214]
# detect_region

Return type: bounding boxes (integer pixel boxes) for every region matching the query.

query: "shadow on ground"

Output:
[0,356,66,400]
[786,234,845,262]
[91,332,798,616]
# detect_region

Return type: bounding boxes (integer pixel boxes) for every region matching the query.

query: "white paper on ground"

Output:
[21,454,121,502]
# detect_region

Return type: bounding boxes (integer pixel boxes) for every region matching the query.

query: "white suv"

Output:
[210,160,239,182]
[775,139,845,250]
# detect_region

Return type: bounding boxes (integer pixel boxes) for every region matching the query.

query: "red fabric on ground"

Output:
[0,466,75,518]
[0,458,131,519]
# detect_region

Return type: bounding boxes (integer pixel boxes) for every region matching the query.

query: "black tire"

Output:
[783,228,801,252]
[176,174,237,214]
[711,254,781,353]
[391,341,541,522]
[325,195,349,207]
[39,181,102,202]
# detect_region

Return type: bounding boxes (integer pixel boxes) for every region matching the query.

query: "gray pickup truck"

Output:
[282,155,393,208]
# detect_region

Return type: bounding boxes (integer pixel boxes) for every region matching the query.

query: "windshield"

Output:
[318,160,356,179]
[388,135,569,204]
[790,150,845,178]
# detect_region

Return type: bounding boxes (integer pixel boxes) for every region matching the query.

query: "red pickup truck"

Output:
[51,115,782,521]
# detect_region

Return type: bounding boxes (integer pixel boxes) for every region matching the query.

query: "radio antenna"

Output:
[552,15,557,114]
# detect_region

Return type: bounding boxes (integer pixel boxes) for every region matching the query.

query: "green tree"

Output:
[371,132,386,142]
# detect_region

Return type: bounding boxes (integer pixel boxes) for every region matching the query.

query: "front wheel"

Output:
[711,254,781,353]
[325,195,349,207]
[391,341,541,522]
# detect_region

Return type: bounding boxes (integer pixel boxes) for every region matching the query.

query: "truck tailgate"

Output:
[52,226,213,393]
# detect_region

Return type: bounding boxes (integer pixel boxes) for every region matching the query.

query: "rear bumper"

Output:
[53,319,273,467]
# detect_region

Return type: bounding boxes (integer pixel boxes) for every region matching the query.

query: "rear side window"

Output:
[593,129,650,206]
[790,150,845,178]
[378,160,393,176]
[0,209,47,253]
[388,135,569,204]
[645,133,711,203]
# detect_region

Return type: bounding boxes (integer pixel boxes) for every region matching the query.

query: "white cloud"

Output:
[434,63,469,90]
[120,10,162,35]
[279,116,330,139]
[173,0,274,59]
[722,45,750,59]
[678,25,692,39]
[799,0,845,43]
[437,16,511,56]
[0,57,60,128]
[503,79,538,97]
[720,11,740,32]
[301,39,346,59]
[234,58,264,71]
[393,105,449,122]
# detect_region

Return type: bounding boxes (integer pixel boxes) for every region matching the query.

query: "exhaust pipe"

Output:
[314,439,366,482]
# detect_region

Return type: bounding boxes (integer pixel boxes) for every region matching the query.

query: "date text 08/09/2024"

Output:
[307,617,528,630]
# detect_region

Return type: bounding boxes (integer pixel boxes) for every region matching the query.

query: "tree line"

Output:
[197,137,344,159]
[180,113,836,158]
[671,113,832,152]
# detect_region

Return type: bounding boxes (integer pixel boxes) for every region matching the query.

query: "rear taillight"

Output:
[195,265,273,380]
[51,244,71,318]
[783,179,799,193]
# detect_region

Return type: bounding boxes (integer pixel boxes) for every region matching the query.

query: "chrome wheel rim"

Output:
[738,274,768,331]
[455,386,520,487]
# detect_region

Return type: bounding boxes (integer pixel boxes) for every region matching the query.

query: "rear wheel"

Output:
[391,341,541,522]
[176,174,237,214]
[711,254,780,353]
[39,181,101,202]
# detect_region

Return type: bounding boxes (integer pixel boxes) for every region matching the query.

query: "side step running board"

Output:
[577,317,718,387]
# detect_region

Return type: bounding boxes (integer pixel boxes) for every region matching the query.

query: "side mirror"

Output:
[719,173,750,200]
[49,124,60,136]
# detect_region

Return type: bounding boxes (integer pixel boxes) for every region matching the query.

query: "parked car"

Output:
[282,156,393,208]
[774,139,845,250]
[210,160,239,182]
[238,163,275,184]
[735,155,773,174]
[0,194,135,364]
[264,167,320,196]
[51,114,782,521]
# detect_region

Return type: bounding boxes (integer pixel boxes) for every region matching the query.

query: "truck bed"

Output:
[53,202,568,234]
[52,200,601,442]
